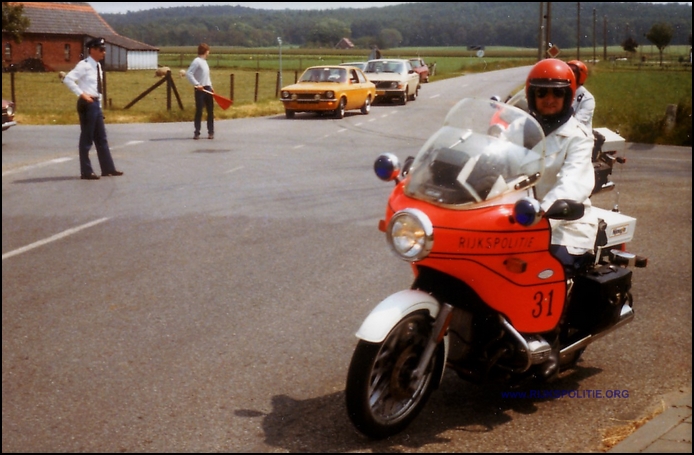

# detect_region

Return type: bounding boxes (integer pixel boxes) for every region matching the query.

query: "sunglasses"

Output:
[536,87,566,99]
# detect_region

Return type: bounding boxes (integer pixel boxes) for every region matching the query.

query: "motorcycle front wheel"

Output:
[345,311,445,439]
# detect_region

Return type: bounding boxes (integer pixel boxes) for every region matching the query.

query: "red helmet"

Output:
[568,59,588,85]
[525,58,576,119]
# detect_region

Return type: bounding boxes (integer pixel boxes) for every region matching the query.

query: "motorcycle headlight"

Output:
[387,209,433,261]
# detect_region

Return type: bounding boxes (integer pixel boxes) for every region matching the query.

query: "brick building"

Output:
[2,2,158,72]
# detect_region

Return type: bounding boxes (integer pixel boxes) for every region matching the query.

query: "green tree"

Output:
[622,36,639,57]
[646,22,674,66]
[306,18,350,47]
[379,28,403,49]
[1,2,30,43]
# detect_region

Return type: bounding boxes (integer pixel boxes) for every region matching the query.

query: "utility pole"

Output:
[538,2,553,60]
[277,37,283,89]
[593,8,596,65]
[577,2,580,60]
[545,2,552,52]
[538,2,545,61]
[603,15,607,61]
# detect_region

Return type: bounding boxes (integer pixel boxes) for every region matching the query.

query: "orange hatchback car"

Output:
[280,65,376,119]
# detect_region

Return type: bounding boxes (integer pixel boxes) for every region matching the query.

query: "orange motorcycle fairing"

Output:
[386,184,567,333]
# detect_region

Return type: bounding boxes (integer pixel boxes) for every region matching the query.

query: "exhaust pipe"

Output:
[560,303,634,361]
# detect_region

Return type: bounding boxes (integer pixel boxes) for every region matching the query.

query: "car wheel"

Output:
[409,86,419,101]
[285,109,295,119]
[360,96,371,115]
[334,98,346,119]
[400,89,408,105]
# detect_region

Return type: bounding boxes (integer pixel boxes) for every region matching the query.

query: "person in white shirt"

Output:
[567,60,595,131]
[63,37,123,180]
[186,43,214,140]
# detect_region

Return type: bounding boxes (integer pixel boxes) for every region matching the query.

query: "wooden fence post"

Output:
[230,73,234,101]
[254,72,259,102]
[10,71,16,104]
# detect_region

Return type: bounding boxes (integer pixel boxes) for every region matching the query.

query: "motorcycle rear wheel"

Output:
[345,311,445,439]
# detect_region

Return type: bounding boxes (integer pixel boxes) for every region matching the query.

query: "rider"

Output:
[568,59,605,160]
[567,60,595,131]
[525,58,598,380]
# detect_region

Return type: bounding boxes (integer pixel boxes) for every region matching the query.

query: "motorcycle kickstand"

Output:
[410,303,454,385]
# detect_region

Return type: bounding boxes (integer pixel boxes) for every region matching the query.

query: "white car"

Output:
[339,61,367,71]
[363,59,420,105]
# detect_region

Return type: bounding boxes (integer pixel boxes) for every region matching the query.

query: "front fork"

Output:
[411,303,454,382]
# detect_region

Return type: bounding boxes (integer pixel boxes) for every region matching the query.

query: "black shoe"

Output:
[102,170,124,176]
[208,133,214,139]
[194,133,200,140]
[81,172,100,180]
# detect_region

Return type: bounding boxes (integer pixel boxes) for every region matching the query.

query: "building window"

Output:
[64,44,71,61]
[4,42,11,60]
[35,43,43,59]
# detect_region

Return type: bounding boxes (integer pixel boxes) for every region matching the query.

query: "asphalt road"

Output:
[2,66,692,452]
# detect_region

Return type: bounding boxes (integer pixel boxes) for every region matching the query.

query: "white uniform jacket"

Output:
[572,85,595,131]
[534,116,598,254]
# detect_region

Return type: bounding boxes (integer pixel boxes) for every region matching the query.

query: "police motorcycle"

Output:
[344,98,647,439]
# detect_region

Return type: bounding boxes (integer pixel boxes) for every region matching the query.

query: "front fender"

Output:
[355,289,441,343]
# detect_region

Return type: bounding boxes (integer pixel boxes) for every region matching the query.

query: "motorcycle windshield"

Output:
[405,98,546,208]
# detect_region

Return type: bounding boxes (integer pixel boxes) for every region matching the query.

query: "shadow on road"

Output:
[234,364,603,452]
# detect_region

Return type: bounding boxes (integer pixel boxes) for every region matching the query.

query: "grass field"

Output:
[3,46,691,145]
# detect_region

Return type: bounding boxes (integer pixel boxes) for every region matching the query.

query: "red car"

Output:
[409,58,429,83]
[2,98,16,131]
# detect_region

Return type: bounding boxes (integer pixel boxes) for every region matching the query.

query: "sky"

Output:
[89,2,408,14]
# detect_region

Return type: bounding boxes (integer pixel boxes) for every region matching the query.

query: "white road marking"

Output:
[111,140,144,150]
[224,166,244,174]
[2,157,73,177]
[2,217,109,260]
[2,141,141,177]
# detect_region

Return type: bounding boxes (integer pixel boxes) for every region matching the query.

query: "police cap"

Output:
[86,37,106,50]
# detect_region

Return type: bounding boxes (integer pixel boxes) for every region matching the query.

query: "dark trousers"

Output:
[550,245,592,278]
[194,86,214,136]
[77,98,116,176]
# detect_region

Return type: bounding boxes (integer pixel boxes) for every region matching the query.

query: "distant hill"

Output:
[101,2,692,49]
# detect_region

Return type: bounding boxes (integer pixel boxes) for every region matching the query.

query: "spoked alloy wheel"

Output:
[345,311,444,439]
[360,96,371,115]
[334,97,346,119]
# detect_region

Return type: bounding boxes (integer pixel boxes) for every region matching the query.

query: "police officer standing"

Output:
[63,37,123,180]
